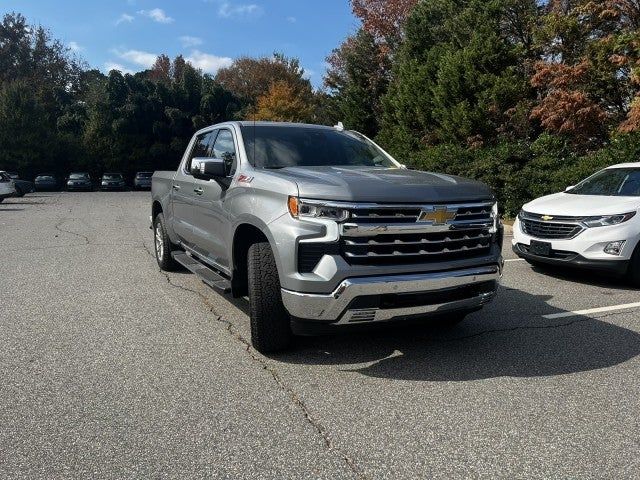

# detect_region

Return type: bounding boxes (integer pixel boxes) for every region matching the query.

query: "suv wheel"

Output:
[248,242,292,353]
[153,213,178,271]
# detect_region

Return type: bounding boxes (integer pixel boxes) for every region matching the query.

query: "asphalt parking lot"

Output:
[1,192,639,479]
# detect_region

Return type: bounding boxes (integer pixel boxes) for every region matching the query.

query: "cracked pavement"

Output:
[1,192,639,478]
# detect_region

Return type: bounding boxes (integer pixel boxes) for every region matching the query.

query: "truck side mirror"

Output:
[191,158,226,180]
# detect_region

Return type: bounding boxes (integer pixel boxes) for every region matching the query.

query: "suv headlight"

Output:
[582,212,636,228]
[288,197,349,221]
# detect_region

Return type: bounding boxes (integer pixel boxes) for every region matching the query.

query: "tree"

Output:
[325,29,390,136]
[379,0,535,157]
[530,0,640,145]
[254,80,313,122]
[351,0,418,48]
[215,54,313,108]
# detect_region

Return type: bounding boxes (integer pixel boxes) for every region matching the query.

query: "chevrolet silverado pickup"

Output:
[151,122,504,352]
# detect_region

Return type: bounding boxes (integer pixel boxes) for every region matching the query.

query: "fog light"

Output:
[604,240,626,256]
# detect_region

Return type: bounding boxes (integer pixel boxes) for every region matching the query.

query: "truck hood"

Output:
[265,166,493,203]
[524,192,640,216]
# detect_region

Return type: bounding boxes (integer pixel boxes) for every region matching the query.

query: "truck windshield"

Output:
[568,168,640,196]
[241,125,397,169]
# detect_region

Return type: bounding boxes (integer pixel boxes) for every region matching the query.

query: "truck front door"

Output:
[191,127,238,271]
[171,130,216,247]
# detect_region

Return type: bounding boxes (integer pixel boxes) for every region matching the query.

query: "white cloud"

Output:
[179,36,203,47]
[116,13,134,25]
[218,2,263,18]
[114,49,158,68]
[185,50,233,74]
[286,16,296,23]
[104,62,134,75]
[68,41,83,52]
[138,8,174,24]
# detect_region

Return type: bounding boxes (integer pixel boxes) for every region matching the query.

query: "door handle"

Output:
[194,187,204,195]
[172,184,181,190]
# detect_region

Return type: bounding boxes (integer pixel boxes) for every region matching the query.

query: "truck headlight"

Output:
[288,197,349,221]
[490,202,499,233]
[582,212,636,228]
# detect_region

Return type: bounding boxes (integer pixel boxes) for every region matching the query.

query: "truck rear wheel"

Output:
[248,242,292,353]
[153,213,178,271]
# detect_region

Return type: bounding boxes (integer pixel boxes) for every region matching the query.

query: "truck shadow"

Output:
[526,263,637,290]
[265,286,640,382]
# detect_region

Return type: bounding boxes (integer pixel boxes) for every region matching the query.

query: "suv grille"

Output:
[340,203,495,266]
[519,212,583,240]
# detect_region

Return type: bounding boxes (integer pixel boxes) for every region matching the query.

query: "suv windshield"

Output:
[241,125,397,169]
[136,172,152,178]
[568,168,640,196]
[69,173,89,180]
[103,174,122,180]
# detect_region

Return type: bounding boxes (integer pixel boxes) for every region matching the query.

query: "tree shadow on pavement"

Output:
[269,286,640,382]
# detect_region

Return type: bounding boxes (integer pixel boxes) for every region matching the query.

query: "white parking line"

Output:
[505,258,525,263]
[543,302,640,319]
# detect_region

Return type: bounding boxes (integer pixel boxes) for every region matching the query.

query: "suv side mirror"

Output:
[191,158,226,180]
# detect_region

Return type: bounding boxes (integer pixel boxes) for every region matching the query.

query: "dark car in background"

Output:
[134,171,153,190]
[101,173,126,191]
[34,174,60,192]
[7,172,35,197]
[66,172,93,191]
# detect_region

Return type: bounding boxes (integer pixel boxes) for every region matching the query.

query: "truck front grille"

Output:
[340,202,495,266]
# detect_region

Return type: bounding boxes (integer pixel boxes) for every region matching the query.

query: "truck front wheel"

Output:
[153,213,178,271]
[248,242,292,353]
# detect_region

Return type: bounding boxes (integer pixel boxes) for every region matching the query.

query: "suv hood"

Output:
[265,166,493,203]
[524,192,640,216]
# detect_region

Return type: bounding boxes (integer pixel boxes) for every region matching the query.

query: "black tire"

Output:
[628,246,640,287]
[153,213,178,271]
[248,242,292,353]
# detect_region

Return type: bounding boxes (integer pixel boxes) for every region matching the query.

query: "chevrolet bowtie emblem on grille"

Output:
[541,215,554,221]
[418,207,457,225]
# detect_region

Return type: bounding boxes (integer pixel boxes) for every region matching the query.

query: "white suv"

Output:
[513,163,640,285]
[0,171,17,203]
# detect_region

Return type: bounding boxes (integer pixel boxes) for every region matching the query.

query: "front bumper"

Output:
[281,265,501,325]
[101,184,126,190]
[512,243,629,275]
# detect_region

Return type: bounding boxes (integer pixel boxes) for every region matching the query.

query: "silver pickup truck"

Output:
[151,121,504,352]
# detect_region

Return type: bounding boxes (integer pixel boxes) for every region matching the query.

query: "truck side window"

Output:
[211,129,237,177]
[187,131,215,174]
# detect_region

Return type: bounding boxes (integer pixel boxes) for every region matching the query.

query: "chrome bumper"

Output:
[281,265,501,324]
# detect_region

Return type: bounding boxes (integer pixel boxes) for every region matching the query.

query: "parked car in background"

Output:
[513,163,640,285]
[101,173,126,191]
[34,174,60,191]
[7,172,34,197]
[0,171,17,202]
[151,121,503,352]
[66,172,93,191]
[134,171,153,190]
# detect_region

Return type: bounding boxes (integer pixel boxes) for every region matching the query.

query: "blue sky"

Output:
[1,0,359,87]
